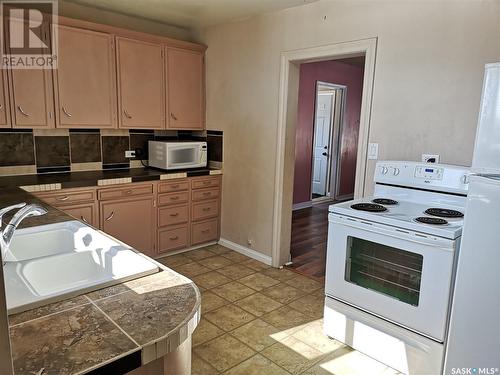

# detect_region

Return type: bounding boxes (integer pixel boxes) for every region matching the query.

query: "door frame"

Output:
[271,38,377,267]
[310,81,347,202]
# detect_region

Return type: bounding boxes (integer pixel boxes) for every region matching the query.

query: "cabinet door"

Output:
[116,37,164,129]
[166,47,204,130]
[5,18,54,128]
[54,26,117,128]
[61,203,98,227]
[100,196,155,257]
[0,70,10,128]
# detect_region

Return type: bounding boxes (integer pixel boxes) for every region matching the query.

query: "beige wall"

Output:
[196,0,500,257]
[59,1,194,41]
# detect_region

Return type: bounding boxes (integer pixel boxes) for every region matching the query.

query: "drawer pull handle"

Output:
[81,216,88,223]
[124,190,133,195]
[170,112,178,121]
[171,196,179,200]
[203,192,211,196]
[170,213,179,217]
[57,196,69,201]
[170,236,179,240]
[123,109,132,119]
[201,229,210,234]
[203,181,211,185]
[202,208,211,212]
[171,184,179,188]
[105,211,114,221]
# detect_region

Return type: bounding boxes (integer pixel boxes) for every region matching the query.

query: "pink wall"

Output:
[293,60,364,204]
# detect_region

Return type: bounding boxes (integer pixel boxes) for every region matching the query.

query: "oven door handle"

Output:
[330,214,455,251]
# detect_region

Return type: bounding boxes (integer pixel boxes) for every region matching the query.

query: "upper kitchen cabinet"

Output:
[0,70,10,128]
[54,26,117,129]
[5,18,55,129]
[166,47,205,130]
[116,37,164,129]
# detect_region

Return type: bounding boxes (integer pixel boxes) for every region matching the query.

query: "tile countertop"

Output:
[1,188,201,375]
[0,167,222,190]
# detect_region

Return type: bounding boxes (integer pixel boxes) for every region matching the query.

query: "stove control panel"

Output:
[414,165,443,180]
[374,161,470,195]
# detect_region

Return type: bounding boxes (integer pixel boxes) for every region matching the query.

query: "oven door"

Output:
[325,214,457,342]
[166,143,204,169]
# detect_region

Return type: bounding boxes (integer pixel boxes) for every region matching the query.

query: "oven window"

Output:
[345,236,423,306]
[170,148,196,164]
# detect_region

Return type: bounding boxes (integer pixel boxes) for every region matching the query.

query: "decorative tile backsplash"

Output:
[0,129,223,176]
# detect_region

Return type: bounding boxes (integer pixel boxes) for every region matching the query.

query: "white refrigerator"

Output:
[444,63,500,373]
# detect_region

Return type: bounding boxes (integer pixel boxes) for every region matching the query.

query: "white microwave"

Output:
[148,141,207,170]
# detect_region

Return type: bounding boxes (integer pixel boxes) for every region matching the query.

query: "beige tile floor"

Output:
[159,244,401,375]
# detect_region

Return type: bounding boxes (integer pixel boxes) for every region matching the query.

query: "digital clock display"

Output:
[425,168,434,173]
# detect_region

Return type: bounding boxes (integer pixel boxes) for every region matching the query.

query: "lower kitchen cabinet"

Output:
[61,203,98,227]
[32,175,221,258]
[100,195,156,258]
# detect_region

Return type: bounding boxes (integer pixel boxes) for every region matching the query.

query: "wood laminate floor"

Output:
[287,202,331,284]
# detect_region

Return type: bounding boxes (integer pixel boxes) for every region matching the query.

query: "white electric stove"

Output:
[324,161,470,375]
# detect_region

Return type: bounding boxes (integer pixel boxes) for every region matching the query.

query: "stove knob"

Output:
[381,166,389,175]
[393,168,400,176]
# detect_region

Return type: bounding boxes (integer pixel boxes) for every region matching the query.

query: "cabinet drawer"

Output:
[158,180,189,193]
[158,191,189,206]
[158,225,189,253]
[36,189,96,206]
[192,200,219,221]
[191,218,218,245]
[158,204,189,227]
[192,188,219,202]
[98,184,153,200]
[192,177,220,190]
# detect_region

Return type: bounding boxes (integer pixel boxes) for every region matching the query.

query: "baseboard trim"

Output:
[292,201,313,211]
[155,241,217,259]
[218,238,272,266]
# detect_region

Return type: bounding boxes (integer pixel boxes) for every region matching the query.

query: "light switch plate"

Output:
[368,143,379,160]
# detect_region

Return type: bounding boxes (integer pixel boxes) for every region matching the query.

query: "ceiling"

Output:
[63,0,319,29]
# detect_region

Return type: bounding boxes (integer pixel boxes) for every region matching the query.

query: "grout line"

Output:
[88,297,141,348]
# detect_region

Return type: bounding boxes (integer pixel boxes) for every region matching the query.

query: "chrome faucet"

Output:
[0,203,48,262]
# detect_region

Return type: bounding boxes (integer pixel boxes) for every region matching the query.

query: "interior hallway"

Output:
[287,203,330,283]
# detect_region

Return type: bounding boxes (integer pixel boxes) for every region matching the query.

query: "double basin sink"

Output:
[4,220,159,314]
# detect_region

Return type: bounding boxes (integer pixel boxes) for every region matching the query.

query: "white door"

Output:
[312,93,333,196]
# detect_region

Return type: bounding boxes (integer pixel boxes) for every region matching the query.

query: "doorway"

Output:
[311,82,346,202]
[272,38,377,271]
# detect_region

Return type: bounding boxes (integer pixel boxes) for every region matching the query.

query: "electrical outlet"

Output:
[422,154,440,163]
[125,150,136,158]
[247,238,253,247]
[368,143,379,160]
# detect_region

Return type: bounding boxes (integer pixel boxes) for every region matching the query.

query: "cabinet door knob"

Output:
[18,105,30,117]
[62,106,72,117]
[105,211,114,221]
